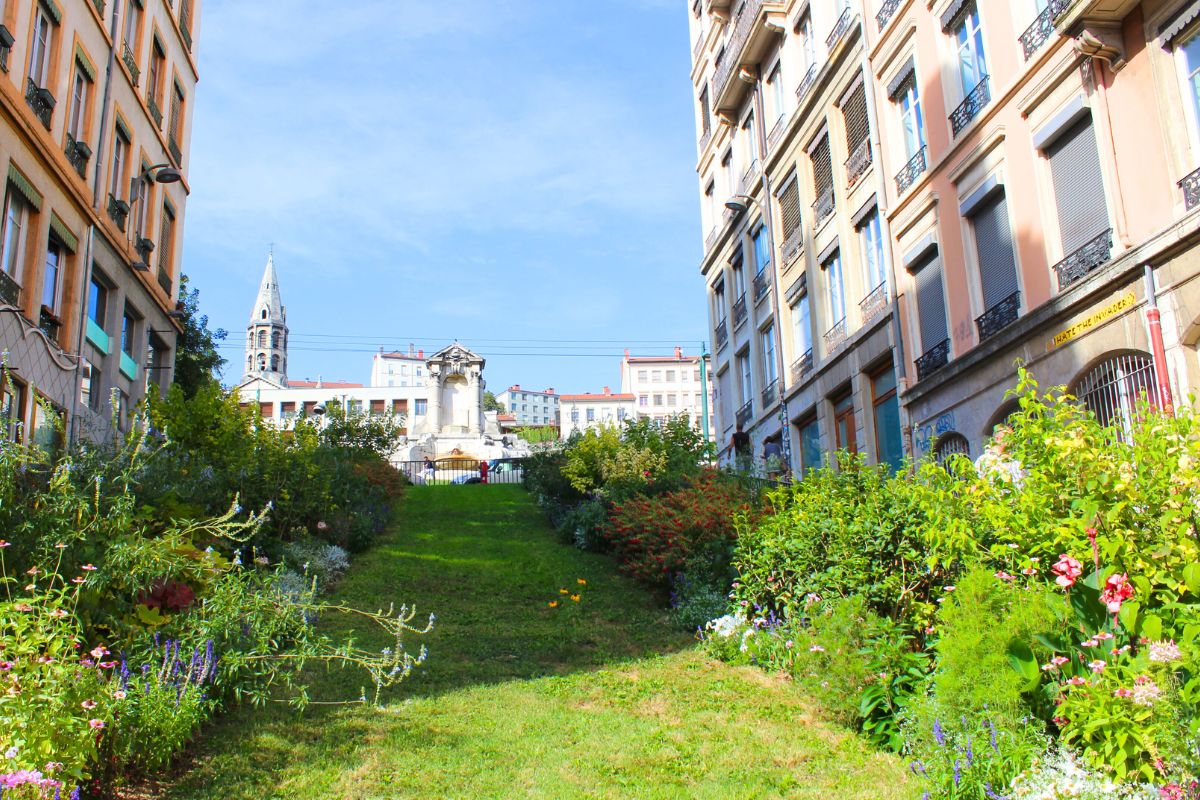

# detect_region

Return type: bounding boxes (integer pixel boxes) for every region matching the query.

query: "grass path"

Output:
[156,485,916,799]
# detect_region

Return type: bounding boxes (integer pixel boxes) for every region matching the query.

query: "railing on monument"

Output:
[395,457,527,485]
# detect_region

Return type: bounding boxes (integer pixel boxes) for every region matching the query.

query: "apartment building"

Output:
[619,346,716,438]
[371,346,428,388]
[0,0,199,447]
[689,0,905,474]
[558,387,635,439]
[496,384,558,426]
[868,0,1200,459]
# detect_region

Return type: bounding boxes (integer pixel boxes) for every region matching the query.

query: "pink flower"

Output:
[0,540,10,547]
[54,543,67,549]
[48,609,68,618]
[1088,659,1106,673]
[80,564,97,571]
[1114,688,1133,698]
[88,719,104,729]
[80,699,97,710]
[1100,573,1134,614]
[1081,638,1098,648]
[1051,655,1069,666]
[89,646,108,659]
[1021,567,1038,576]
[113,690,126,700]
[995,571,1016,582]
[809,644,825,653]
[1148,640,1182,663]
[1095,632,1114,641]
[1067,676,1088,686]
[98,661,116,669]
[1051,555,1083,589]
[71,577,85,584]
[0,661,12,671]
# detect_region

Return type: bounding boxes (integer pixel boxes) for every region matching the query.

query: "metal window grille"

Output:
[1074,353,1159,440]
[934,433,970,465]
[777,179,801,241]
[810,134,833,198]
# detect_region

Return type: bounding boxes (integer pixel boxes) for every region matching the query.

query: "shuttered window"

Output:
[1047,116,1107,254]
[913,256,948,352]
[777,178,801,240]
[842,83,869,151]
[717,369,732,428]
[970,192,1019,309]
[811,134,832,196]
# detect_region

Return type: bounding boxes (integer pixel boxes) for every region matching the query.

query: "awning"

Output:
[887,57,916,101]
[50,212,79,253]
[1162,0,1200,47]
[7,163,42,211]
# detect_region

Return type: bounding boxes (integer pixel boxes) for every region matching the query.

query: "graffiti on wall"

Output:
[913,411,956,454]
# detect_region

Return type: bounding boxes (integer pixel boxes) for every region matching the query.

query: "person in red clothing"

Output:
[479,459,489,484]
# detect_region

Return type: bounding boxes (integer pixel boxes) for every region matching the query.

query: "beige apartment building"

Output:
[0,0,198,447]
[619,346,716,439]
[689,0,1200,470]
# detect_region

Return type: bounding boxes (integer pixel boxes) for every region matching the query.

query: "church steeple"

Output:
[243,253,289,387]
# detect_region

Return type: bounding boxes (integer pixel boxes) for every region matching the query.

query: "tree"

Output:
[172,274,227,397]
[483,391,505,413]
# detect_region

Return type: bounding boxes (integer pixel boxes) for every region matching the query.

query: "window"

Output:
[111,126,130,200]
[777,177,801,244]
[158,203,175,281]
[81,359,99,410]
[1,187,29,283]
[88,277,107,327]
[842,82,870,167]
[761,325,777,387]
[1045,116,1108,263]
[934,433,971,465]
[792,293,812,356]
[872,368,903,469]
[898,79,925,158]
[1074,352,1159,440]
[954,6,988,97]
[415,399,427,415]
[29,7,53,88]
[798,415,821,475]
[767,63,786,123]
[121,308,139,357]
[653,394,663,406]
[913,254,949,360]
[665,369,676,382]
[1,377,26,442]
[639,394,648,407]
[148,38,166,113]
[969,190,1020,318]
[652,370,662,382]
[32,397,62,453]
[810,134,833,209]
[699,85,711,137]
[713,279,727,321]
[741,111,757,168]
[667,394,677,407]
[833,391,857,454]
[798,10,815,70]
[1180,34,1200,139]
[67,64,92,142]
[123,0,141,53]
[41,238,61,314]
[169,81,185,149]
[737,350,753,405]
[752,224,769,276]
[859,208,886,291]
[638,369,648,382]
[733,254,746,299]
[824,251,846,325]
[694,369,701,381]
[586,408,595,422]
[256,330,266,348]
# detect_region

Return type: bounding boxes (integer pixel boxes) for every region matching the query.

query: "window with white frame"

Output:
[767,62,786,124]
[859,207,886,291]
[737,350,753,405]
[791,293,812,357]
[824,250,846,325]
[954,6,988,98]
[898,78,925,158]
[760,325,777,387]
[752,224,769,276]
[29,6,53,89]
[1,186,29,285]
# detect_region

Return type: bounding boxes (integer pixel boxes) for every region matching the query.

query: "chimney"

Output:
[675,346,682,359]
[546,387,554,394]
[408,343,415,356]
[624,348,630,358]
[418,349,424,358]
[316,375,323,389]
[513,384,520,391]
[603,385,610,395]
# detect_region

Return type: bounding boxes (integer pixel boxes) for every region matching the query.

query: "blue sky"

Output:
[184,0,706,393]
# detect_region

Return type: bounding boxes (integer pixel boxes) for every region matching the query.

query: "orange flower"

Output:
[548,601,559,608]
[559,588,569,595]
[570,594,581,602]
[576,579,587,585]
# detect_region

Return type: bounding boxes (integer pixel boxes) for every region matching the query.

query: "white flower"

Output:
[4,745,18,759]
[1147,640,1182,663]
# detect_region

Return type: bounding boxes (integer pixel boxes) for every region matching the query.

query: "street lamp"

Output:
[128,164,181,272]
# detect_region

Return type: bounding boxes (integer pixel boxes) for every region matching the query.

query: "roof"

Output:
[378,352,425,360]
[287,380,365,389]
[559,393,636,402]
[624,356,704,363]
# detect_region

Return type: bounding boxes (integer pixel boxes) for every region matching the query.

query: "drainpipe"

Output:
[699,341,712,446]
[66,225,96,445]
[1143,263,1175,416]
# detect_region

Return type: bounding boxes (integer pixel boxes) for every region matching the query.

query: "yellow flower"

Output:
[577,579,587,585]
[548,601,559,608]
[570,594,581,602]
[559,588,569,594]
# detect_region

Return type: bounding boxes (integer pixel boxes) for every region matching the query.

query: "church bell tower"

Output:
[244,253,288,387]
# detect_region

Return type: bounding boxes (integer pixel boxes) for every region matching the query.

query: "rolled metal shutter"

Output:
[1047,116,1107,254]
[914,256,948,352]
[971,192,1019,309]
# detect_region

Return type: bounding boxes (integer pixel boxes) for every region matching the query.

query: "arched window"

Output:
[272,331,281,349]
[257,353,266,371]
[257,330,266,349]
[246,354,252,369]
[261,309,267,320]
[271,354,280,372]
[1073,352,1158,439]
[934,433,971,466]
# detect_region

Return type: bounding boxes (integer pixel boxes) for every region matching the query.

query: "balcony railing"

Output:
[179,0,194,50]
[733,294,748,327]
[24,79,54,130]
[795,63,817,103]
[753,270,771,301]
[791,349,813,382]
[895,145,927,195]
[950,76,990,136]
[975,291,1021,341]
[148,96,163,128]
[761,378,778,409]
[812,187,834,226]
[0,25,14,72]
[122,43,140,87]
[1019,0,1071,60]
[739,159,760,194]
[0,269,19,306]
[766,114,787,152]
[693,31,706,63]
[38,307,60,343]
[1180,166,1200,211]
[1052,228,1113,291]
[823,317,847,352]
[713,0,764,103]
[157,266,173,294]
[915,338,950,382]
[859,282,888,323]
[92,0,105,17]
[781,228,803,268]
[876,0,901,30]
[705,225,719,252]
[699,126,712,152]
[168,137,183,165]
[736,400,755,428]
[65,134,91,179]
[107,194,129,232]
[825,6,852,51]
[844,138,872,188]
[715,317,729,348]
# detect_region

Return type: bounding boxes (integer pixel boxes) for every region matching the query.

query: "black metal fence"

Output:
[396,457,526,486]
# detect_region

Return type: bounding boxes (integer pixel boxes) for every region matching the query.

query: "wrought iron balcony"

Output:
[895,145,927,195]
[781,228,803,268]
[736,399,755,428]
[693,31,706,63]
[713,0,765,105]
[733,294,748,327]
[24,79,54,130]
[823,317,847,352]
[107,194,130,233]
[950,76,990,137]
[0,25,14,72]
[168,137,182,165]
[825,7,852,51]
[812,187,834,226]
[766,114,787,152]
[975,291,1021,341]
[761,379,778,409]
[795,64,817,103]
[859,282,888,324]
[148,96,163,128]
[38,307,60,343]
[753,270,771,301]
[122,43,140,87]
[739,159,760,194]
[1053,228,1113,291]
[157,266,173,294]
[179,0,194,50]
[915,338,950,382]
[1180,166,1200,211]
[705,225,719,252]
[791,349,813,382]
[699,126,712,152]
[844,139,872,188]
[715,317,729,348]
[876,0,901,30]
[1019,0,1072,60]
[65,134,91,179]
[0,268,19,306]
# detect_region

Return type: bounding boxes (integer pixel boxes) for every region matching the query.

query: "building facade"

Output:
[619,346,716,439]
[496,384,558,427]
[0,0,200,447]
[558,388,636,439]
[370,346,428,388]
[688,0,1200,471]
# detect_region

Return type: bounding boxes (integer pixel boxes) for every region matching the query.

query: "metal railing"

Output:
[823,317,847,351]
[877,0,901,30]
[915,338,950,382]
[753,269,770,301]
[739,159,761,194]
[795,63,817,103]
[397,457,528,486]
[705,225,719,252]
[168,137,183,165]
[179,0,193,50]
[826,7,852,51]
[761,378,778,409]
[812,187,834,225]
[791,349,813,381]
[781,227,803,268]
[895,145,927,195]
[0,25,13,73]
[122,43,140,86]
[733,294,748,327]
[715,317,729,348]
[0,269,19,306]
[148,96,163,128]
[1076,353,1160,439]
[859,282,888,323]
[24,79,54,130]
[1053,228,1113,291]
[699,126,712,152]
[65,133,91,179]
[107,194,129,232]
[1180,166,1200,211]
[736,400,755,428]
[766,114,787,152]
[157,266,172,294]
[1019,0,1071,60]
[950,76,990,136]
[844,138,872,188]
[38,308,60,343]
[693,30,706,63]
[713,0,764,103]
[975,291,1020,341]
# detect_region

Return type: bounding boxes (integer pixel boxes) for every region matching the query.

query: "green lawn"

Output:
[152,485,916,799]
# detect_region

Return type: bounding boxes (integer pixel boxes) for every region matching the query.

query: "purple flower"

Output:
[933,719,945,746]
[965,736,974,766]
[953,760,961,787]
[986,719,998,753]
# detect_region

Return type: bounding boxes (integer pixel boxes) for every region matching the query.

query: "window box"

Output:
[119,350,139,381]
[85,318,111,354]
